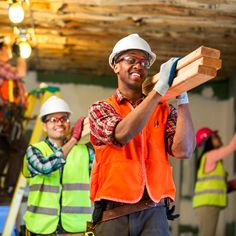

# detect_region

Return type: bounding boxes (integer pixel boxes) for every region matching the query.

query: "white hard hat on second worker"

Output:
[39,96,72,120]
[109,33,156,68]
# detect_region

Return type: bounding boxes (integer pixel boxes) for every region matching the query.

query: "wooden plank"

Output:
[176,57,221,75]
[176,46,220,66]
[143,56,221,95]
[143,46,221,95]
[161,65,217,102]
[149,46,220,86]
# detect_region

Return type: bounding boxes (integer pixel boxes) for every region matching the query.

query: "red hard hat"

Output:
[196,127,218,147]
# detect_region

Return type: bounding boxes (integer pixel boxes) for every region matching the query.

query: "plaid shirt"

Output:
[0,61,22,80]
[26,137,94,177]
[89,89,177,155]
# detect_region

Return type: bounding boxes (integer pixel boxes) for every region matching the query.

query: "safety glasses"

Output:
[116,55,151,69]
[45,116,70,124]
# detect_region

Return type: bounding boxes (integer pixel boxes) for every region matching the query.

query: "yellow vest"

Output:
[24,142,92,234]
[193,153,227,208]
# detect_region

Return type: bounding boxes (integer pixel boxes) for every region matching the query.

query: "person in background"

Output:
[88,33,196,236]
[23,96,94,235]
[193,127,236,236]
[0,35,27,199]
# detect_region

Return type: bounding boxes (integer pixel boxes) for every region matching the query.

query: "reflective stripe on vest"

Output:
[61,206,93,214]
[63,183,90,191]
[30,184,60,193]
[194,189,225,196]
[8,80,14,102]
[27,205,58,215]
[24,142,92,234]
[90,95,176,203]
[193,154,227,208]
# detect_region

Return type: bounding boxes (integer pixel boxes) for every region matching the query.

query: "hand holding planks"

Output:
[142,46,222,101]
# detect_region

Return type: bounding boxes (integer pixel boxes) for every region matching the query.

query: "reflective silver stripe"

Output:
[61,206,93,214]
[197,176,225,182]
[28,205,58,215]
[30,184,60,193]
[195,189,226,196]
[63,183,90,191]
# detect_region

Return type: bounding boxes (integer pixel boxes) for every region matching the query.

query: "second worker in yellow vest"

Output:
[23,96,94,235]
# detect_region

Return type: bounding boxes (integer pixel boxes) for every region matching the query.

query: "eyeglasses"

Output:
[116,56,151,69]
[45,116,70,124]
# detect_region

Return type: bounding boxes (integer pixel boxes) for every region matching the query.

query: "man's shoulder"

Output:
[89,97,115,110]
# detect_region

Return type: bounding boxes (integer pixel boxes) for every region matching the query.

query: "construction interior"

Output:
[0,0,236,235]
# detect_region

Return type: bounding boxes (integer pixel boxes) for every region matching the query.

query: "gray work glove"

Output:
[176,92,189,105]
[153,57,180,96]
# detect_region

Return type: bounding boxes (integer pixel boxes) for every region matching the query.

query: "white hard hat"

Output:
[109,33,156,68]
[39,96,72,120]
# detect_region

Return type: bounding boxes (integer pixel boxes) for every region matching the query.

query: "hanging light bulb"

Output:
[13,27,32,59]
[19,40,32,59]
[8,2,25,24]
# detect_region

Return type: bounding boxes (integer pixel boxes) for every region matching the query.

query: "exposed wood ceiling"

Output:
[0,0,236,83]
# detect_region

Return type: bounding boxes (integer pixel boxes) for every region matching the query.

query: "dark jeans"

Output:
[94,206,169,236]
[0,135,27,190]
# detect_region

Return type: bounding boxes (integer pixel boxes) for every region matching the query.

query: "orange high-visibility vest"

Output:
[90,95,176,203]
[0,79,26,106]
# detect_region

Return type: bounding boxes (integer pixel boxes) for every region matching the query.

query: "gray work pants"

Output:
[195,206,221,236]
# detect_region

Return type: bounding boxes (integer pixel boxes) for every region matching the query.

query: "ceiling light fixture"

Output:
[13,26,32,59]
[8,1,24,24]
[19,39,31,59]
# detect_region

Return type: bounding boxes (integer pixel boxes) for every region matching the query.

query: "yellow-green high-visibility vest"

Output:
[24,141,92,234]
[193,153,227,208]
[61,144,92,232]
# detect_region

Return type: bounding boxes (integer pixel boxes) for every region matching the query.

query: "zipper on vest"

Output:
[58,165,64,230]
[141,130,147,194]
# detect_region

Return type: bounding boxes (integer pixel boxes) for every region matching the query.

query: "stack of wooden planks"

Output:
[142,46,222,101]
[79,46,222,143]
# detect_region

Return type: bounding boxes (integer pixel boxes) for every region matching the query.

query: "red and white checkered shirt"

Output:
[89,89,177,155]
